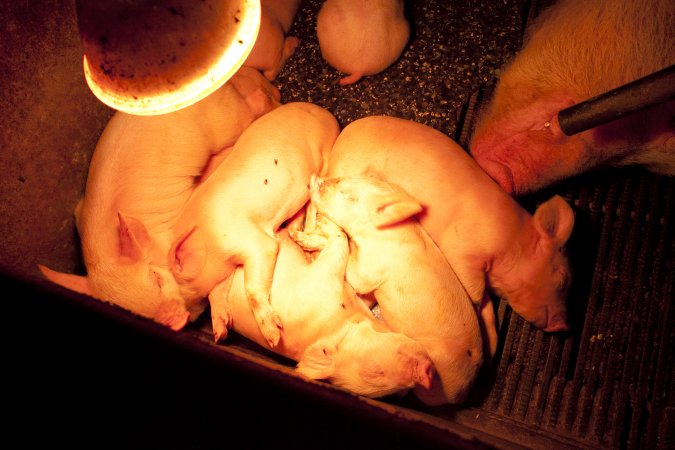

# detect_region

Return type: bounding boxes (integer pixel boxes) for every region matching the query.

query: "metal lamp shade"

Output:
[76,0,261,115]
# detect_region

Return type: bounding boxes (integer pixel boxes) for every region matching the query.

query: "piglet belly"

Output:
[227,265,314,361]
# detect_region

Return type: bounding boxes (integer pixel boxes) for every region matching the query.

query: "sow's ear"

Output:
[38,264,94,297]
[296,339,337,380]
[533,195,575,246]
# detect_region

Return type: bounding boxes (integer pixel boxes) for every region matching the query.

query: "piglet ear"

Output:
[117,212,152,262]
[296,339,336,380]
[38,264,95,296]
[372,189,424,228]
[533,195,575,246]
[170,227,206,281]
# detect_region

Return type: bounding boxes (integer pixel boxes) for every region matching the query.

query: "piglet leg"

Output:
[208,276,235,343]
[309,227,350,277]
[448,259,488,306]
[241,231,284,348]
[290,203,338,251]
[477,292,498,361]
[263,36,300,80]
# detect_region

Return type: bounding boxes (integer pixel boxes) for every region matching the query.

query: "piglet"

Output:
[39,67,281,331]
[169,102,340,347]
[220,229,434,397]
[244,0,302,80]
[470,0,675,195]
[296,175,483,405]
[316,0,410,85]
[325,116,575,334]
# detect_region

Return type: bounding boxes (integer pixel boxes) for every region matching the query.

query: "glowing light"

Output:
[79,0,261,116]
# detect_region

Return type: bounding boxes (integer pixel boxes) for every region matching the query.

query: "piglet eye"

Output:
[360,364,385,380]
[152,271,164,289]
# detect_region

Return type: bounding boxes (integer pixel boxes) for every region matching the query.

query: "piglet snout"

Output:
[154,300,190,331]
[399,343,435,390]
[544,312,570,333]
[414,358,435,391]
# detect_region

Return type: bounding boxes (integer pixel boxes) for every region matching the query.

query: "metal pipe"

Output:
[558,64,675,136]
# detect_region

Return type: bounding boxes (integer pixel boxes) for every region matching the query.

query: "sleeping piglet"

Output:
[325,116,575,333]
[470,0,675,195]
[244,0,302,80]
[316,0,410,85]
[168,102,340,347]
[221,229,435,398]
[39,67,281,331]
[295,176,484,405]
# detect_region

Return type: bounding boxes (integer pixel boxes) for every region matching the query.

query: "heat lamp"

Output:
[76,0,261,116]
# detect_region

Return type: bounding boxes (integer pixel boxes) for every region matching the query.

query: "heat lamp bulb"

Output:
[76,0,261,116]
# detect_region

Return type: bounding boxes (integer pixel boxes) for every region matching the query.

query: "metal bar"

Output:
[558,64,675,136]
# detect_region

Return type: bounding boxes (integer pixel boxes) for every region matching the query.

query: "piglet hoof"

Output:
[289,229,328,251]
[256,308,284,348]
[213,326,228,344]
[212,311,233,344]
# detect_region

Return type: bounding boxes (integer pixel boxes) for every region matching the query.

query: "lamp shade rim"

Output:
[78,0,262,115]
